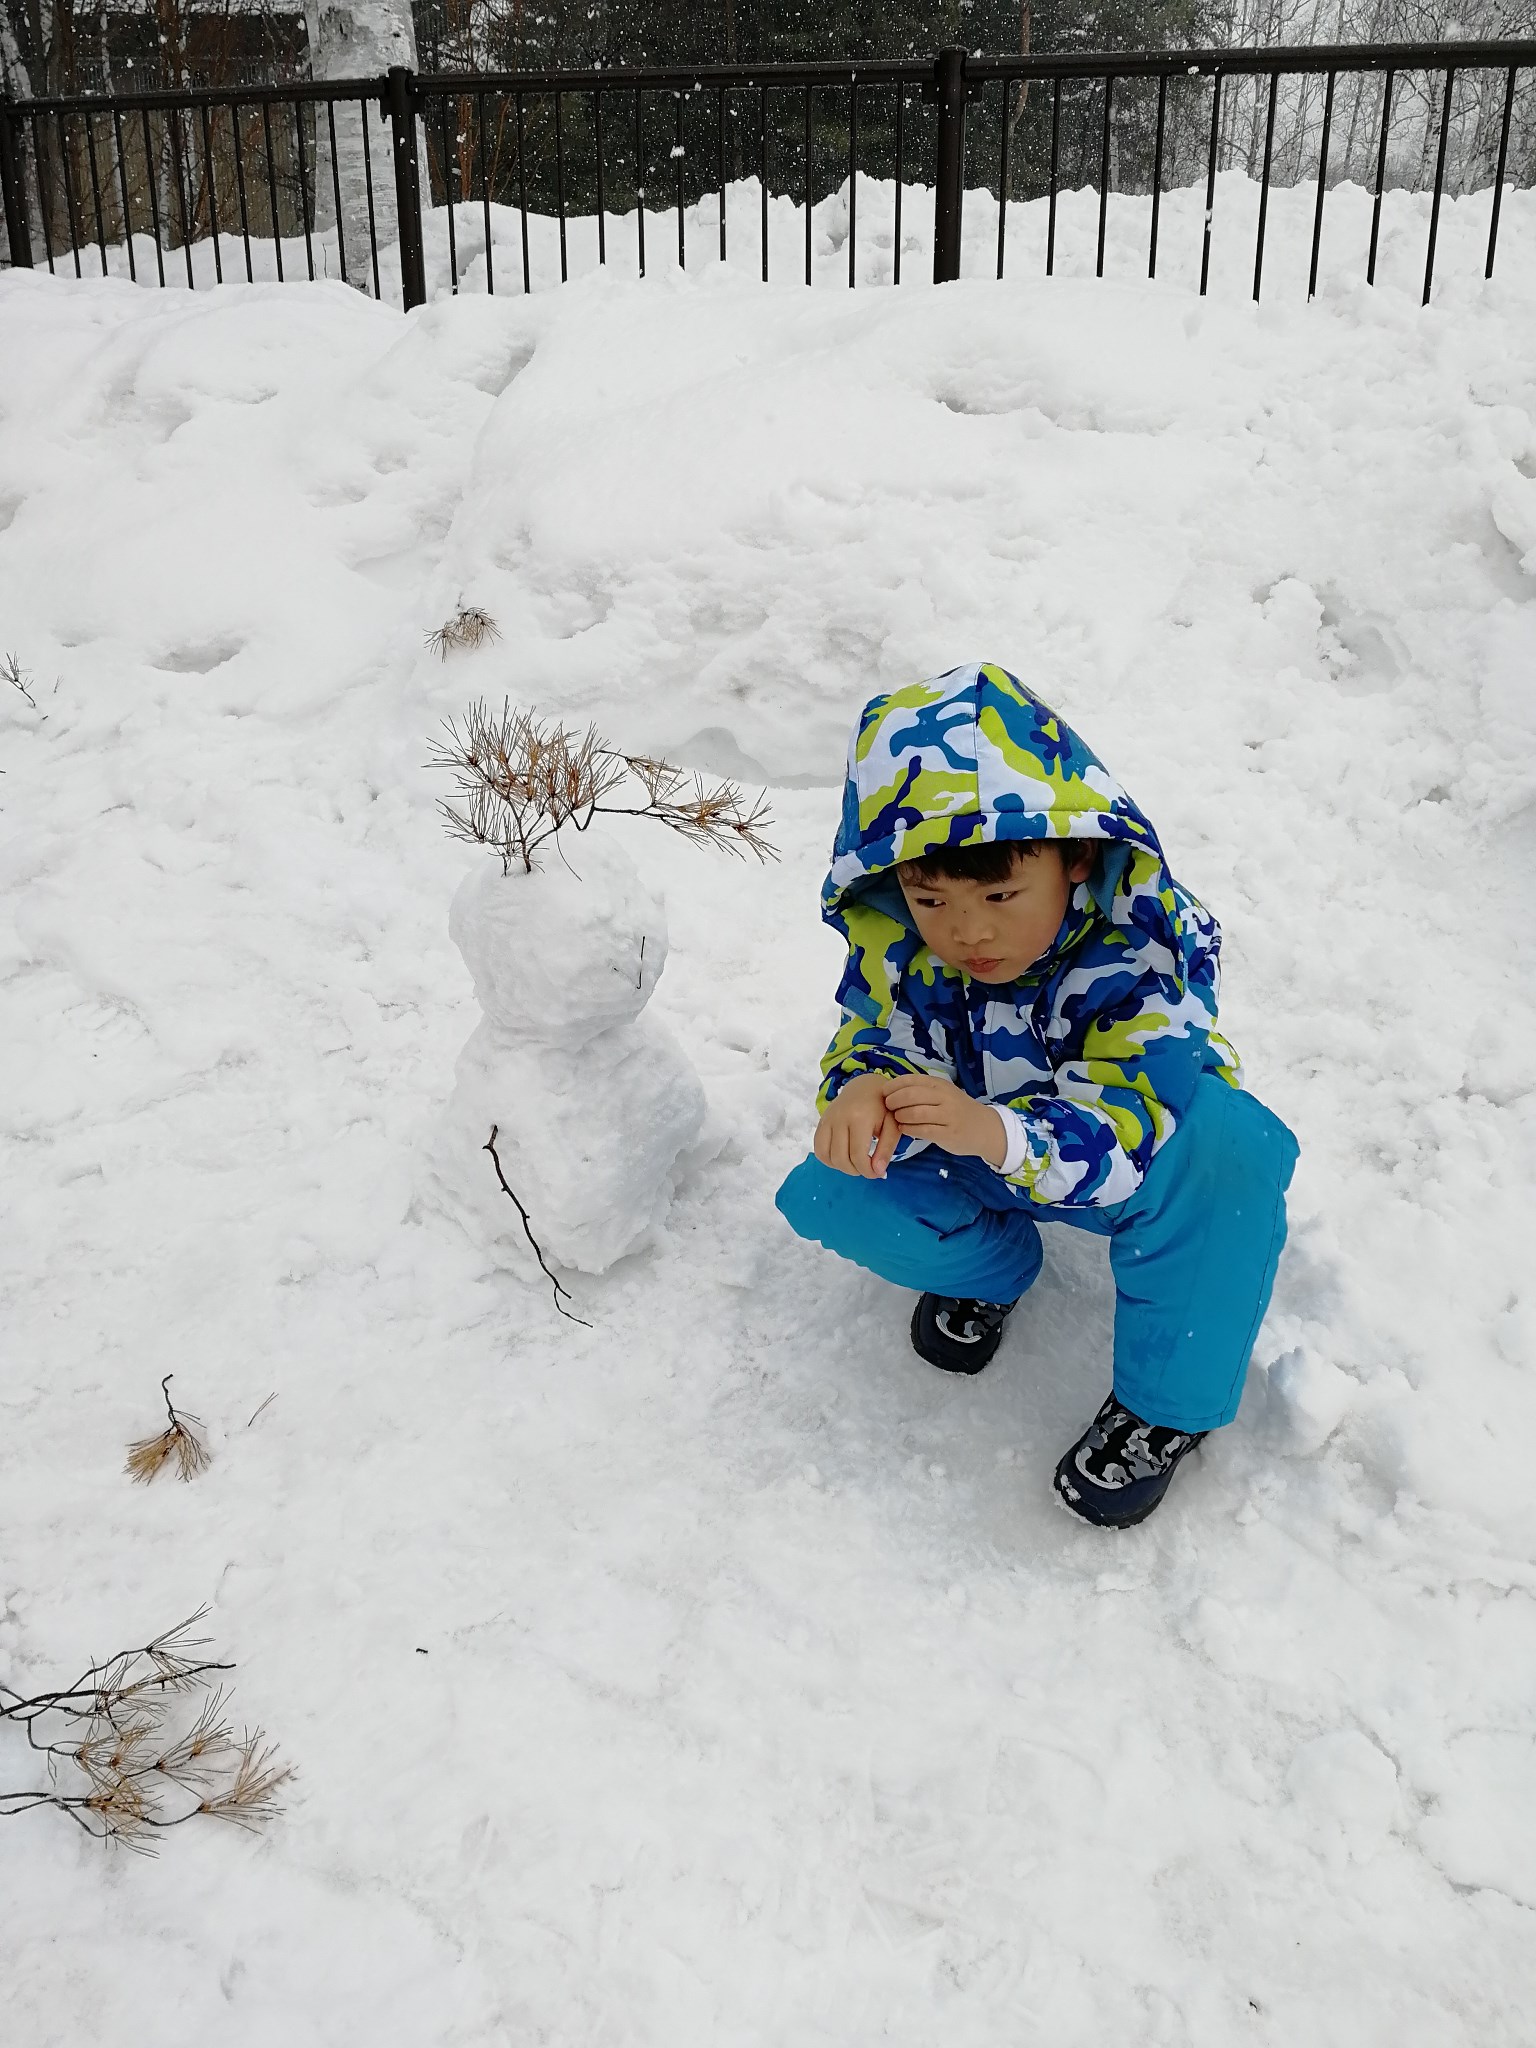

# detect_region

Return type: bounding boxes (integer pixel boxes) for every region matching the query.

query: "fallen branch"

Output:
[483,1125,591,1328]
[0,1611,290,1852]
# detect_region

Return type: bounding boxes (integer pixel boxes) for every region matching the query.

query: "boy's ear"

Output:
[1065,843,1098,884]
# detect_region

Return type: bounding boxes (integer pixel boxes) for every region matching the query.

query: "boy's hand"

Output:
[881,1074,1007,1167]
[814,1072,903,1179]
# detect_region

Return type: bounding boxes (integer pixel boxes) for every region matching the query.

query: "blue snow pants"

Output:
[775,1075,1299,1434]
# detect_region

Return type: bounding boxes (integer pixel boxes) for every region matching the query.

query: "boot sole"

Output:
[1051,1469,1169,1527]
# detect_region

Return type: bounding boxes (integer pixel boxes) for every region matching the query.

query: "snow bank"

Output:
[2,205,1535,2043]
[56,164,1536,316]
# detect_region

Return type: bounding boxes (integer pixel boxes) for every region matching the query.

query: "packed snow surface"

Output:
[3,182,1536,2043]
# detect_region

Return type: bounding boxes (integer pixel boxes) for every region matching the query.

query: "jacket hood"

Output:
[823,664,1162,934]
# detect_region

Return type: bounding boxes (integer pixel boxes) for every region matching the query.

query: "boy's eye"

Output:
[986,890,1019,903]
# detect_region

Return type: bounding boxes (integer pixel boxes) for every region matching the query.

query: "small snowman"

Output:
[431,702,772,1289]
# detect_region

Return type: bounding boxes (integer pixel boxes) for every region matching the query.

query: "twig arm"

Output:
[483,1127,592,1328]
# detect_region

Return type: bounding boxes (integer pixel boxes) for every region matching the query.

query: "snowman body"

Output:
[444,828,705,1274]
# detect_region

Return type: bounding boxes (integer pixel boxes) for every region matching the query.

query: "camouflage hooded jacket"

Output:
[819,663,1241,1207]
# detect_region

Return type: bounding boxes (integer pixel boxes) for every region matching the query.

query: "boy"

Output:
[776,663,1298,1528]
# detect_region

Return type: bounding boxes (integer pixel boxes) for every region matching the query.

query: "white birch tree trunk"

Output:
[306,0,418,288]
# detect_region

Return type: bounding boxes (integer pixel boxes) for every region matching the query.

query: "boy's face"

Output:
[896,845,1096,984]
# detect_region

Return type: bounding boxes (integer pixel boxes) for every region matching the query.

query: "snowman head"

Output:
[449,825,668,1050]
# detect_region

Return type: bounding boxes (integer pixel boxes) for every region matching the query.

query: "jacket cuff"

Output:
[991,1104,1031,1178]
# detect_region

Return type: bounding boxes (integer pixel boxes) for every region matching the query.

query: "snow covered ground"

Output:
[3,178,1536,2042]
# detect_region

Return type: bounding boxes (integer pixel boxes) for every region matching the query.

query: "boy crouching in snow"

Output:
[775,664,1299,1528]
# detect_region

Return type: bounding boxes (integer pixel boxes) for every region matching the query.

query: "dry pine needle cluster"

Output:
[427,699,777,874]
[4,651,37,709]
[426,606,500,659]
[0,1611,291,1851]
[126,1375,212,1484]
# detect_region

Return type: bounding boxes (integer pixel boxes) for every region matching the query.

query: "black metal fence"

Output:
[2,40,1533,309]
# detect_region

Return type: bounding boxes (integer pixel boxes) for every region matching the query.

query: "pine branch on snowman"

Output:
[430,701,776,1303]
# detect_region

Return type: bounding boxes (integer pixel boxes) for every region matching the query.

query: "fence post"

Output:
[385,65,426,310]
[932,47,967,283]
[0,93,35,270]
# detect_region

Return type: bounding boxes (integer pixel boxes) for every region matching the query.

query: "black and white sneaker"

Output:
[910,1294,1017,1375]
[1053,1395,1207,1527]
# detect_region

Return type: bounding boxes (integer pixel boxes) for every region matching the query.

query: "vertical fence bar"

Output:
[1047,78,1060,275]
[440,96,459,292]
[111,104,134,281]
[555,91,568,282]
[594,89,607,266]
[1253,71,1277,302]
[803,82,812,285]
[1423,67,1455,305]
[360,97,382,297]
[932,46,966,283]
[633,87,645,278]
[261,99,283,281]
[1096,75,1113,278]
[199,103,222,284]
[83,112,109,276]
[518,91,532,290]
[231,104,253,282]
[893,85,903,284]
[1307,69,1335,301]
[848,79,857,286]
[56,113,83,276]
[386,66,424,307]
[138,106,163,284]
[31,113,55,272]
[1149,71,1167,278]
[718,85,727,263]
[1367,68,1393,285]
[1485,65,1516,279]
[327,101,348,286]
[292,98,314,280]
[170,111,195,286]
[674,91,685,269]
[0,96,33,268]
[996,79,1010,280]
[1200,70,1222,298]
[477,92,492,294]
[760,82,768,281]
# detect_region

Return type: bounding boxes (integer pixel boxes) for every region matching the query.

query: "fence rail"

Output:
[2,40,1532,311]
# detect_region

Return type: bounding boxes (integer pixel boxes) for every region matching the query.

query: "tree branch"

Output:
[482,1125,591,1328]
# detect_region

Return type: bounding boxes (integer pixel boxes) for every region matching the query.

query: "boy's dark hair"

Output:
[896,838,1093,887]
